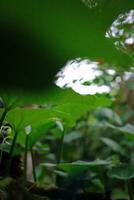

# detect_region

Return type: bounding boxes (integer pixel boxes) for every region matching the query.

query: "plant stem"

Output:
[6,131,19,175]
[31,148,37,182]
[56,131,65,186]
[9,131,18,157]
[0,137,4,165]
[127,180,133,200]
[103,171,111,200]
[0,109,8,128]
[24,134,29,182]
[0,137,8,165]
[57,131,65,164]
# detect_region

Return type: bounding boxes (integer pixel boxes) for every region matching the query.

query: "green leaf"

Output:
[41,160,111,177]
[108,164,134,180]
[58,160,111,175]
[64,131,82,143]
[3,108,67,147]
[119,124,134,135]
[106,123,134,141]
[89,178,104,193]
[0,86,111,108]
[0,88,111,147]
[95,108,122,125]
[118,124,134,141]
[100,137,125,155]
[40,163,56,167]
[55,119,64,132]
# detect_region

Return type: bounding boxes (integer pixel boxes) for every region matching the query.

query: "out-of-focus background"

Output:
[0,0,133,89]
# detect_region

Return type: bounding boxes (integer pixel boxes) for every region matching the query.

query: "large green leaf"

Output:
[0,88,111,147]
[108,164,134,180]
[0,87,111,108]
[2,107,75,147]
[107,123,134,141]
[57,160,111,176]
[41,159,111,176]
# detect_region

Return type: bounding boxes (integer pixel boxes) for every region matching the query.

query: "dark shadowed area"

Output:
[0,0,133,90]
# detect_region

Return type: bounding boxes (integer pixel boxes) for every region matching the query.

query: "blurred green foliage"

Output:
[0,1,134,199]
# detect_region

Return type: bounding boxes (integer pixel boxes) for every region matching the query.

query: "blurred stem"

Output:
[9,131,18,157]
[127,180,133,200]
[57,131,65,164]
[7,131,19,175]
[0,108,8,128]
[0,137,6,165]
[31,148,37,182]
[24,134,29,182]
[56,131,65,186]
[103,171,111,200]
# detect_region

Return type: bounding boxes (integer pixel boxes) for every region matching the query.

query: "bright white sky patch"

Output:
[55,58,111,95]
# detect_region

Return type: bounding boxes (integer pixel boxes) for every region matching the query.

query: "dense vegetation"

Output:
[0,0,134,199]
